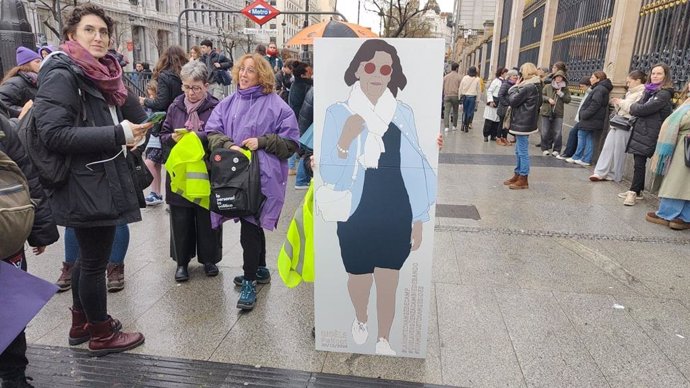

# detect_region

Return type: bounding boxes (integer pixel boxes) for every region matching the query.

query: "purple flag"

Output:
[0,261,58,353]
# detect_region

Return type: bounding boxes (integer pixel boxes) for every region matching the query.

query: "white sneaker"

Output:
[618,191,643,200]
[574,160,591,166]
[551,151,560,157]
[542,150,550,156]
[565,158,576,164]
[375,337,397,356]
[623,191,637,206]
[555,154,566,160]
[351,319,368,345]
[444,127,449,132]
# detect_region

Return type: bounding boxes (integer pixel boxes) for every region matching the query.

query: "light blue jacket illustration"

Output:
[320,101,437,223]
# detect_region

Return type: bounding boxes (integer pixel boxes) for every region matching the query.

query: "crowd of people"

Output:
[0,3,320,386]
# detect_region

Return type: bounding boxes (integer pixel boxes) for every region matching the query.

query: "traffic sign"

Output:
[241,0,280,26]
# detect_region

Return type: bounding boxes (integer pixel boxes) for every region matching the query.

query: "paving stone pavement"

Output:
[21,113,690,387]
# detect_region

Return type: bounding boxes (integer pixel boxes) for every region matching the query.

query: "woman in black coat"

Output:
[141,45,187,112]
[621,63,675,206]
[0,114,59,388]
[33,3,152,357]
[504,63,542,190]
[0,47,42,118]
[567,71,613,166]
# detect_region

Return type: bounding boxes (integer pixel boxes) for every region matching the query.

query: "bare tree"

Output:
[146,29,168,56]
[36,0,81,38]
[363,0,439,38]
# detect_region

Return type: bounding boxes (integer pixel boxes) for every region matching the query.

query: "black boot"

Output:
[175,265,189,282]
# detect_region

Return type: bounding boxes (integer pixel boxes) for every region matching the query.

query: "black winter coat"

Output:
[275,70,292,103]
[298,87,313,135]
[202,52,233,85]
[508,78,542,135]
[33,53,142,228]
[0,73,37,118]
[496,79,513,119]
[0,115,59,248]
[577,78,613,131]
[144,70,183,112]
[288,78,312,119]
[626,87,674,157]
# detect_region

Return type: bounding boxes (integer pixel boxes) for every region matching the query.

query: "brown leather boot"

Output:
[503,173,519,186]
[106,263,125,292]
[56,262,73,292]
[87,319,144,357]
[69,308,123,346]
[509,175,529,190]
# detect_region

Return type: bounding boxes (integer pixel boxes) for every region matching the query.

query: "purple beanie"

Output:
[16,46,42,66]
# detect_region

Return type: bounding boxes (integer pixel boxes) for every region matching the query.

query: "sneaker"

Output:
[351,319,368,345]
[237,279,257,310]
[375,338,396,356]
[106,263,125,292]
[542,150,550,156]
[233,267,272,286]
[295,185,309,190]
[565,157,576,164]
[555,154,567,160]
[444,127,449,132]
[645,212,669,226]
[551,151,560,157]
[623,191,637,206]
[56,262,73,292]
[618,191,643,200]
[145,192,163,206]
[574,160,591,166]
[589,174,606,182]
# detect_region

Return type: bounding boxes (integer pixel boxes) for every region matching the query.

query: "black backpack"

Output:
[209,148,265,218]
[17,89,85,189]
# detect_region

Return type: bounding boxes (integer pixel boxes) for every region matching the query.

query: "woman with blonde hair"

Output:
[189,45,201,61]
[205,53,299,310]
[503,62,542,189]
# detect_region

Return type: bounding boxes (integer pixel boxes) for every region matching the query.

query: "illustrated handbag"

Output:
[683,135,690,167]
[315,136,360,222]
[502,107,512,129]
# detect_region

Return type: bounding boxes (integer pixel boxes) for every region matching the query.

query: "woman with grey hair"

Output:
[159,61,223,282]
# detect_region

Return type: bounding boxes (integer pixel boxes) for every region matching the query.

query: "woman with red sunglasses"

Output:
[319,39,437,356]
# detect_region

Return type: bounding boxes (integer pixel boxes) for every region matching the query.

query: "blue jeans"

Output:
[514,135,530,176]
[65,224,129,264]
[295,158,310,187]
[288,153,296,170]
[572,129,594,163]
[563,124,580,157]
[462,96,477,125]
[657,198,690,222]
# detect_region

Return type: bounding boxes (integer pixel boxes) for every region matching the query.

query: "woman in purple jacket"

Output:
[206,53,299,311]
[159,61,221,282]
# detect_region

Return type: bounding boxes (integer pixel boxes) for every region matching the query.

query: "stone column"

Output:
[490,0,504,74]
[604,0,643,95]
[505,0,526,68]
[537,0,559,67]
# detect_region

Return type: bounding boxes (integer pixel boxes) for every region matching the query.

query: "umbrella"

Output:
[286,20,378,46]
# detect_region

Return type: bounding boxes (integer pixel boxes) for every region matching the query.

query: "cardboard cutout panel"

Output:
[313,38,442,358]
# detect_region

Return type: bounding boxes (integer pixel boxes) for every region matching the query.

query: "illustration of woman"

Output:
[319,39,436,356]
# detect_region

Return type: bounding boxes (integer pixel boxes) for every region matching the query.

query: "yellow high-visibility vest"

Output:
[277,181,314,288]
[164,131,210,209]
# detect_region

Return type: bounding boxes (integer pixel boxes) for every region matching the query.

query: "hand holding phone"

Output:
[144,111,166,125]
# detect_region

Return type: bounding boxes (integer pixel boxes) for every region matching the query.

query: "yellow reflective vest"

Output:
[277,181,314,288]
[164,131,210,209]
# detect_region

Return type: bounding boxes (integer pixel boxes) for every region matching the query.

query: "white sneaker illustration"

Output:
[375,337,396,356]
[351,319,368,345]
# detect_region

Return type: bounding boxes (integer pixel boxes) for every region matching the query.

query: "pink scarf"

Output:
[60,40,127,106]
[184,96,205,131]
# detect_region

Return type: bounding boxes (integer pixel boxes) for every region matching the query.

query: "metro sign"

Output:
[241,0,280,26]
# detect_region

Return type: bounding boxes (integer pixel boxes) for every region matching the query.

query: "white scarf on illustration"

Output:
[347,81,397,169]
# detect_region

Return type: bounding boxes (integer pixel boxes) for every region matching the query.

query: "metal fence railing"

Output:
[631,0,690,92]
[550,0,615,85]
[518,2,545,66]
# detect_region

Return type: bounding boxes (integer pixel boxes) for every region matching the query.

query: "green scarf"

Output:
[650,100,690,176]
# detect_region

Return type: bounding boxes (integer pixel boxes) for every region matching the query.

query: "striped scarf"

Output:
[650,100,690,176]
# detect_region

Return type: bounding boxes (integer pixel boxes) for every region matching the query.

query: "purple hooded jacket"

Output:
[205,85,299,230]
[159,92,219,207]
